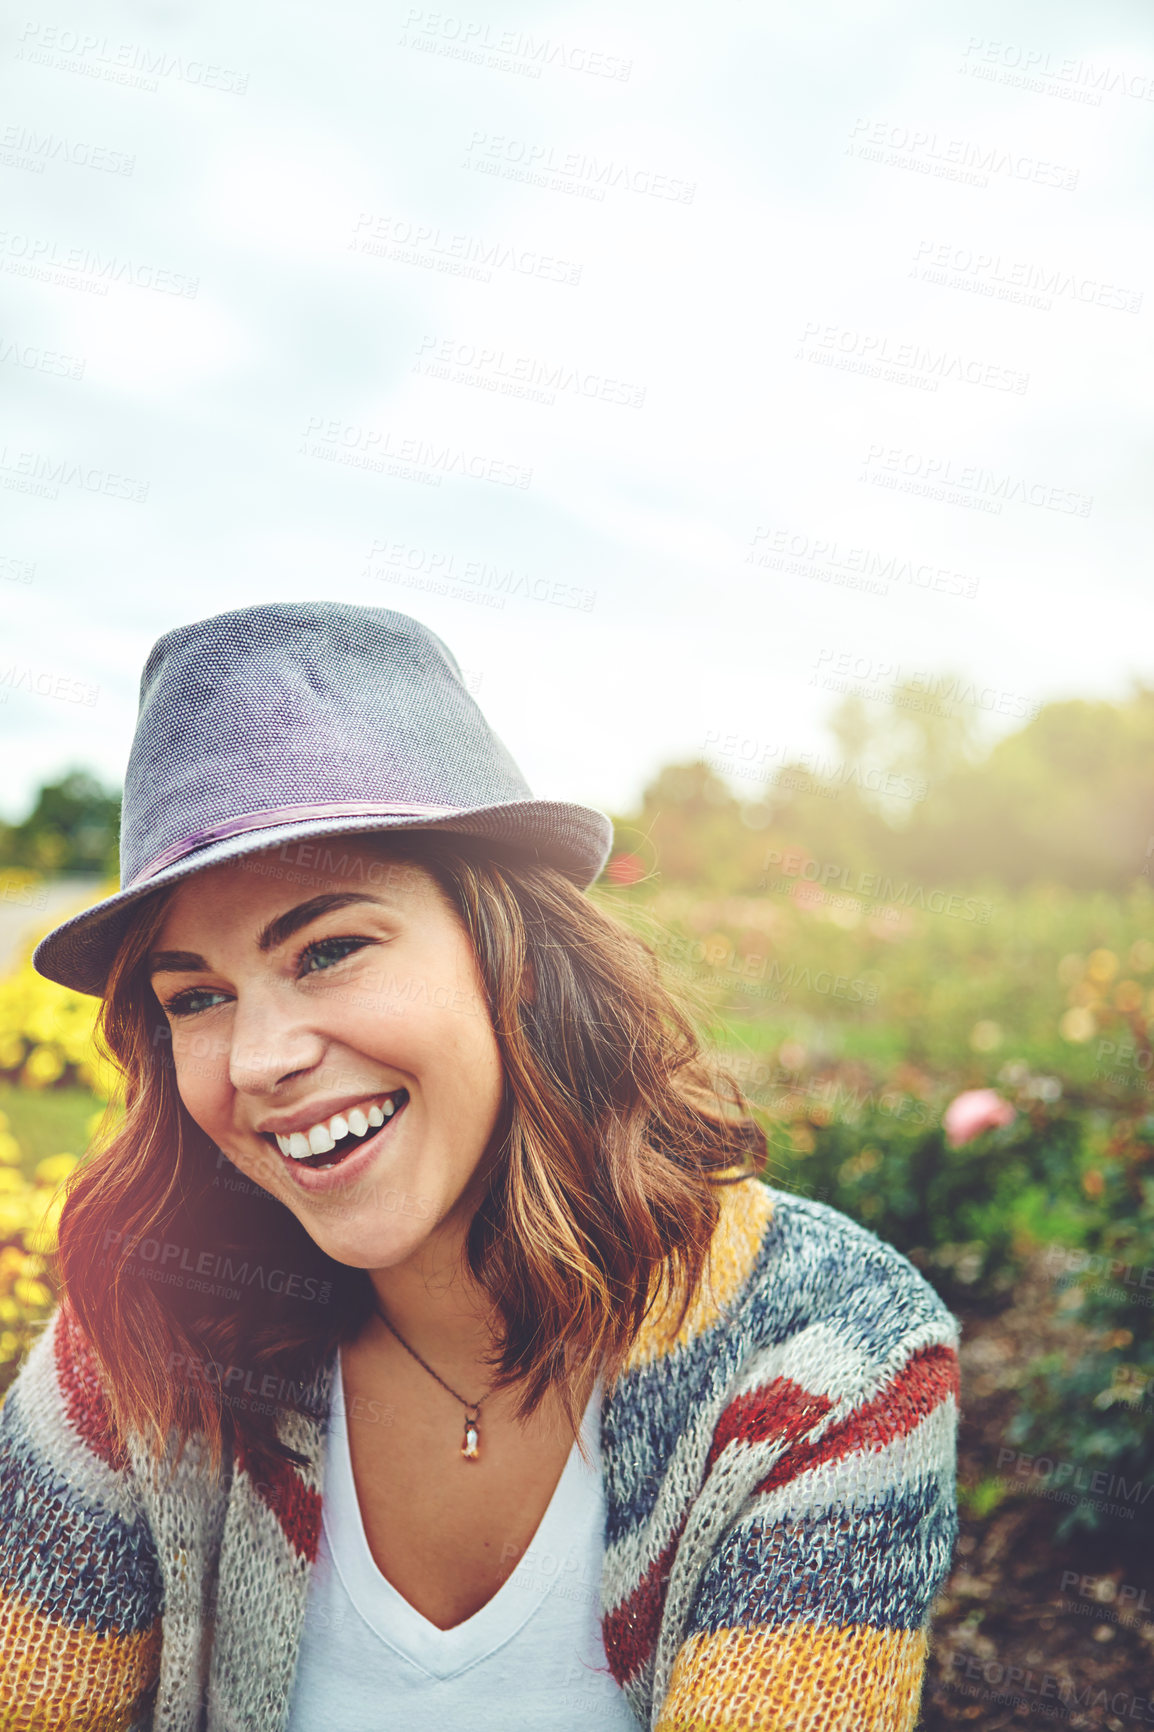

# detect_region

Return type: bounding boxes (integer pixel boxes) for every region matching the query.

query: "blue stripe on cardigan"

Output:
[686,1476,959,1634]
[0,1380,163,1636]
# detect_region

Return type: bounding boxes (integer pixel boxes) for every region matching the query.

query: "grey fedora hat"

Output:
[32,600,614,998]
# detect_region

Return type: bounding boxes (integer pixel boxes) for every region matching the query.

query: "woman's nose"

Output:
[226,988,326,1096]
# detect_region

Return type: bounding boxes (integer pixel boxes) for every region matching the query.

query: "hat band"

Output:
[126,801,463,888]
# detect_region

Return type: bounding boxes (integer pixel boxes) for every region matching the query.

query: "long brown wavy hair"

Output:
[52,831,767,1482]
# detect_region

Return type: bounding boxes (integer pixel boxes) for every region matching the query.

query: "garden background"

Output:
[3,675,1154,1728]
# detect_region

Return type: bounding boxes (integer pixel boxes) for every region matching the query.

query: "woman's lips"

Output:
[268,1095,408,1194]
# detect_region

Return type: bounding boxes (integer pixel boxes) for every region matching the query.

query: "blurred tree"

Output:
[612,682,1154,896]
[900,686,1154,890]
[865,676,982,798]
[616,761,766,892]
[0,770,120,875]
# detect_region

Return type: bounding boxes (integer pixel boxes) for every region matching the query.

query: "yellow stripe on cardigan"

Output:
[626,1175,775,1371]
[656,1621,928,1732]
[0,1587,162,1732]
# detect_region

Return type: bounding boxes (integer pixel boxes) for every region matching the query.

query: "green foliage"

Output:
[765,1095,1087,1306]
[0,768,120,874]
[1008,1144,1154,1540]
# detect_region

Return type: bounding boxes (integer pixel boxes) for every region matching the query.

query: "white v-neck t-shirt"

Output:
[283,1348,639,1730]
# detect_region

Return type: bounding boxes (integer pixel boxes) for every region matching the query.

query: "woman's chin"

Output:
[303,1212,438,1275]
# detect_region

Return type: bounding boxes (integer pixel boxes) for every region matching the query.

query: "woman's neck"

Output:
[363,1222,503,1384]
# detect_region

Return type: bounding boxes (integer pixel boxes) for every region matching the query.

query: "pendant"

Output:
[461,1408,481,1461]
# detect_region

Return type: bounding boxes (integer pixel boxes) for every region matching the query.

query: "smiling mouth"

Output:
[262,1090,410,1171]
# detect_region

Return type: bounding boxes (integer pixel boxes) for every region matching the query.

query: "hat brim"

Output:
[31,800,615,998]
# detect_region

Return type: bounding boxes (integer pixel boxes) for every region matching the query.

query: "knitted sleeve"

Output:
[0,1299,165,1731]
[653,1305,959,1731]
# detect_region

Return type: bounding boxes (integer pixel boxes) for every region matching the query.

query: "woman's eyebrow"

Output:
[147,892,392,976]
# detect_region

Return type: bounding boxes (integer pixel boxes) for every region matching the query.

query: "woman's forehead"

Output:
[154,843,435,934]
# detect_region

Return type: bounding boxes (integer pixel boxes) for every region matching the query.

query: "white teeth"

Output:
[272,1094,401,1160]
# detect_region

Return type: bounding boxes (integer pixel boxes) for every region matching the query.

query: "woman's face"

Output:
[147,841,506,1272]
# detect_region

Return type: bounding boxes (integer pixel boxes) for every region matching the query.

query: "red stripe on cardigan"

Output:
[706,1378,834,1472]
[601,1517,686,1687]
[235,1437,323,1564]
[55,1297,129,1472]
[754,1343,960,1497]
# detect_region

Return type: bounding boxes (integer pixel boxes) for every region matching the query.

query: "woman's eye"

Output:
[163,988,228,1019]
[161,936,373,1018]
[298,935,373,976]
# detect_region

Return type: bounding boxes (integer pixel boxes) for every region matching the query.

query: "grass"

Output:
[0,1084,105,1177]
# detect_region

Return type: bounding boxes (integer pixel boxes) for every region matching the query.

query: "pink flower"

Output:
[944,1088,1017,1148]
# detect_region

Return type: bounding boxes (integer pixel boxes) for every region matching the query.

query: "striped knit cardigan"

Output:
[0,1180,960,1730]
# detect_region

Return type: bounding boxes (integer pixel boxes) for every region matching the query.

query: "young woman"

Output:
[1,601,959,1730]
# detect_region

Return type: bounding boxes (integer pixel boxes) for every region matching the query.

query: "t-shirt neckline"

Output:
[322,1345,604,1679]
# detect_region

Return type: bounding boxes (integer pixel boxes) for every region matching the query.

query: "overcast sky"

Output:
[2,0,1152,830]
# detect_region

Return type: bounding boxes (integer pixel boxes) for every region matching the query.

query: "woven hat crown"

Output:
[122,601,531,885]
